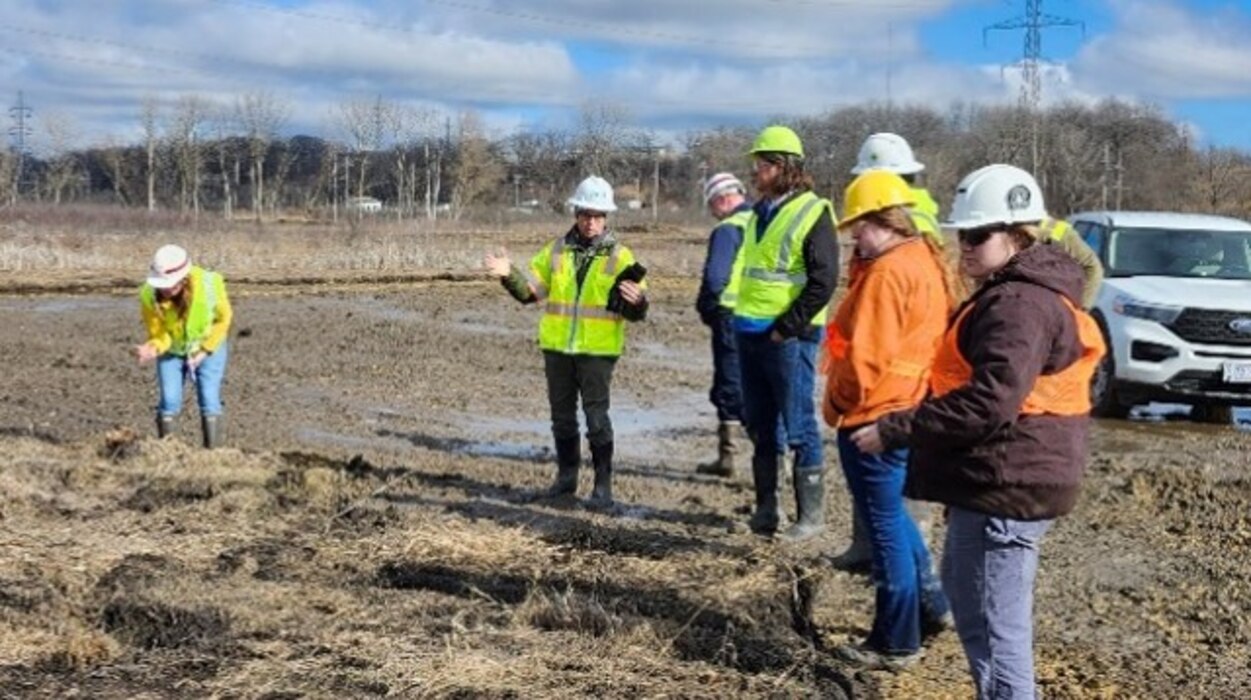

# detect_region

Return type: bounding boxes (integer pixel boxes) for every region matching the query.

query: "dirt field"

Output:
[2,226,1250,699]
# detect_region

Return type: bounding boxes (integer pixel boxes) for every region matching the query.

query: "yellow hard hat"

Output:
[838,170,916,228]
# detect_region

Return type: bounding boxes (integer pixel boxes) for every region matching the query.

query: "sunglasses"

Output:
[958,227,1002,247]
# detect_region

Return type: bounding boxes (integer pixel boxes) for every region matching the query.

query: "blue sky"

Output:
[3,0,1251,151]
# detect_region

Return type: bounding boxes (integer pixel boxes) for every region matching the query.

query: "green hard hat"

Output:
[749,125,804,158]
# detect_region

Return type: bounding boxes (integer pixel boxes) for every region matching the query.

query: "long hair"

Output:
[872,206,965,309]
[758,153,814,199]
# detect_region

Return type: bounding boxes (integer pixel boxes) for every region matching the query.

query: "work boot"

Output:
[748,452,782,535]
[696,421,741,478]
[828,507,873,573]
[546,436,581,497]
[588,441,614,507]
[156,414,175,439]
[778,469,826,543]
[201,415,221,449]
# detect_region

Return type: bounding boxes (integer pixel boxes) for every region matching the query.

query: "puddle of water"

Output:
[299,426,550,462]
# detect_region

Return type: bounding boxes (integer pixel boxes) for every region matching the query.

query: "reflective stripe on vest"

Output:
[534,235,634,357]
[138,267,219,357]
[930,294,1106,416]
[718,209,753,310]
[735,191,832,326]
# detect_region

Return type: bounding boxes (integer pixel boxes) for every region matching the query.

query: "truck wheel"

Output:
[1091,323,1132,419]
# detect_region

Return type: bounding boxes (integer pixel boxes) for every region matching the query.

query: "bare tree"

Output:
[38,111,82,205]
[575,100,635,178]
[169,95,210,217]
[97,136,133,206]
[450,110,503,220]
[141,97,161,212]
[0,149,15,208]
[209,105,239,219]
[235,91,290,222]
[336,96,392,207]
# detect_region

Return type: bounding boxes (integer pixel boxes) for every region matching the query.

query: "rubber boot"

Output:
[828,506,873,573]
[588,441,614,507]
[696,421,741,478]
[156,414,175,439]
[748,452,782,535]
[201,415,221,449]
[546,436,581,497]
[778,469,826,543]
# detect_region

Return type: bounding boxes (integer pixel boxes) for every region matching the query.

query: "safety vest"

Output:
[717,209,754,310]
[909,187,944,248]
[1039,217,1071,243]
[138,266,221,357]
[931,294,1106,416]
[530,235,637,357]
[735,191,833,326]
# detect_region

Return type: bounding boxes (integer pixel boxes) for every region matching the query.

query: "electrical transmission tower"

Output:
[8,91,32,200]
[986,1,1082,172]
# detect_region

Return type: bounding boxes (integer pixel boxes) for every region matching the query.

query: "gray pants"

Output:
[943,507,1053,700]
[543,351,616,447]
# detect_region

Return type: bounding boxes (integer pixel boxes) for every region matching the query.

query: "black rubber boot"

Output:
[779,469,826,543]
[156,414,175,439]
[748,451,782,535]
[588,441,614,506]
[547,436,581,496]
[696,421,741,478]
[201,415,221,449]
[828,506,873,572]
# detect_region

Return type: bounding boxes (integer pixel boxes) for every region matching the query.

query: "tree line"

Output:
[4,92,1249,222]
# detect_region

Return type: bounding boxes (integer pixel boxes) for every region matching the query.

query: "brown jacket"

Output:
[878,243,1093,520]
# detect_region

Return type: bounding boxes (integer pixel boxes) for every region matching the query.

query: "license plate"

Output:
[1223,361,1251,384]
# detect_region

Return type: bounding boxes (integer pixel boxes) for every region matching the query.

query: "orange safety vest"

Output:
[931,294,1106,416]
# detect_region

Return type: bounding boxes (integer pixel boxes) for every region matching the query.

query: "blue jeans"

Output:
[156,343,229,417]
[707,311,743,423]
[943,507,1053,700]
[837,432,949,654]
[738,330,823,472]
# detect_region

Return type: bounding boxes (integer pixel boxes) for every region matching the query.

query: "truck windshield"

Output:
[1106,227,1251,280]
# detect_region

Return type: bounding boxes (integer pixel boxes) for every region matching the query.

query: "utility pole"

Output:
[8,91,32,203]
[652,147,662,224]
[986,1,1083,173]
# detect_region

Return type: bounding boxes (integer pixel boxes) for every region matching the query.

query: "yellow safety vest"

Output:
[734,191,833,327]
[528,235,639,357]
[1039,217,1072,243]
[909,186,944,248]
[717,209,754,310]
[138,266,221,356]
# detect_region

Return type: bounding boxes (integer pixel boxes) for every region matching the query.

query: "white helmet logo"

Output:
[1006,185,1032,211]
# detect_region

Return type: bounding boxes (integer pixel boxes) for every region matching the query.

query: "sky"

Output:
[3,0,1251,154]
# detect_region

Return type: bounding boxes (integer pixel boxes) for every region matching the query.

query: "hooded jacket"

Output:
[877,243,1094,519]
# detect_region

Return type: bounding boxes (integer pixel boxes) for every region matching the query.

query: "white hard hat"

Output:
[146,244,192,289]
[945,164,1047,230]
[567,175,617,213]
[702,172,745,205]
[850,132,925,175]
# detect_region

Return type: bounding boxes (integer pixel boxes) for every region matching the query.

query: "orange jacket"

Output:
[823,239,952,429]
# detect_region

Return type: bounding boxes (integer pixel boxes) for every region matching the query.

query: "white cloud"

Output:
[1071,0,1251,99]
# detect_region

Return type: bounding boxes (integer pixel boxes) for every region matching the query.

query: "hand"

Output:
[769,329,785,343]
[187,351,208,370]
[850,424,885,455]
[134,343,158,364]
[483,248,512,278]
[619,280,643,305]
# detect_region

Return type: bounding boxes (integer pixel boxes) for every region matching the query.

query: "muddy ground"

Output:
[2,258,1250,698]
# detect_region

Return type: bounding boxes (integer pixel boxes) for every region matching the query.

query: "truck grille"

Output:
[1167,308,1251,346]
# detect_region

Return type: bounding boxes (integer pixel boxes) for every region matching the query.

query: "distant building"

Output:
[346,196,382,213]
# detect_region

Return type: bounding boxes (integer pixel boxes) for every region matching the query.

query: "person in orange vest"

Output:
[849,164,1106,690]
[134,244,233,448]
[821,171,956,670]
